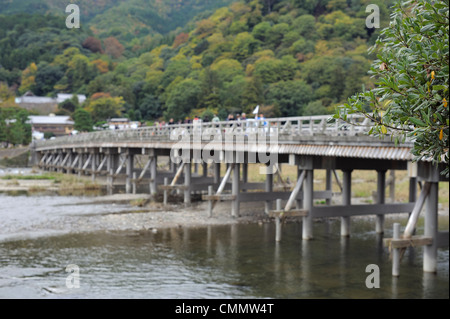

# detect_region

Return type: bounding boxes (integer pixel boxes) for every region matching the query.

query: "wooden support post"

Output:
[302,169,313,240]
[392,223,401,277]
[285,170,306,212]
[171,162,185,186]
[184,161,191,205]
[424,181,438,273]
[403,182,431,238]
[341,170,352,237]
[232,163,240,218]
[376,170,386,234]
[265,166,273,214]
[208,185,213,218]
[275,199,282,242]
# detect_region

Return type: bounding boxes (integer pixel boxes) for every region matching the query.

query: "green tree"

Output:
[164,78,202,121]
[73,108,94,132]
[266,80,314,117]
[85,95,125,124]
[335,0,449,176]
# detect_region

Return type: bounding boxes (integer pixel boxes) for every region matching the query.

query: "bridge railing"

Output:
[35,114,373,149]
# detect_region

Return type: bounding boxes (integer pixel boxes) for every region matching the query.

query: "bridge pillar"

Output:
[232,163,240,218]
[213,162,221,184]
[419,162,440,273]
[126,152,134,194]
[341,169,352,237]
[77,151,83,178]
[106,152,118,195]
[150,151,157,195]
[376,170,387,234]
[302,169,314,240]
[265,165,273,214]
[184,161,191,205]
[325,169,333,206]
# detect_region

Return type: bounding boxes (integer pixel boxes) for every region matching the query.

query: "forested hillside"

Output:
[0,0,395,129]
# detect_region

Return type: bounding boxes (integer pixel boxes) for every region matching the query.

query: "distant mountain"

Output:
[0,0,236,37]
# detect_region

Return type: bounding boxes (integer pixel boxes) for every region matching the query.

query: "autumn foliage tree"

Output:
[104,37,125,59]
[335,0,449,176]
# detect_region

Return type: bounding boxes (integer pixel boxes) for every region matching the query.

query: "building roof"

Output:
[16,96,55,104]
[109,118,130,122]
[28,115,74,125]
[56,93,87,104]
[15,93,86,105]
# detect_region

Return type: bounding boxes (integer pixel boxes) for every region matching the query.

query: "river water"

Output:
[0,191,448,299]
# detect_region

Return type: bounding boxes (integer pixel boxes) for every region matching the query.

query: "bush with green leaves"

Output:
[335,0,449,176]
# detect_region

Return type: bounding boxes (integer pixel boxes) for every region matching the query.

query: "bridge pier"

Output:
[125,151,134,194]
[302,169,314,240]
[341,169,352,237]
[376,169,387,234]
[231,163,240,218]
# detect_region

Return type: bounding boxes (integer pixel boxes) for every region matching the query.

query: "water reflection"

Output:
[0,220,448,299]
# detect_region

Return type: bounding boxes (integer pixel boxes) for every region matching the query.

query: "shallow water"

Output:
[0,193,448,299]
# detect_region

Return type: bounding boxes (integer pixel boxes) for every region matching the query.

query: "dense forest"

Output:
[0,0,395,141]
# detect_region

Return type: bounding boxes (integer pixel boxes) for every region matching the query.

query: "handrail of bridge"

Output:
[35,114,375,149]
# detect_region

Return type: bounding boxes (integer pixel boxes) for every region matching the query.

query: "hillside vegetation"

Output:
[0,0,394,128]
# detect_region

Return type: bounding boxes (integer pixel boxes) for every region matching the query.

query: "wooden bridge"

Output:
[31,115,448,275]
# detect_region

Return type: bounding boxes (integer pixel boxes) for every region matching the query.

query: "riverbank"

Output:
[0,168,448,237]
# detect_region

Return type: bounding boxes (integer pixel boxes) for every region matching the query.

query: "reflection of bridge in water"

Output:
[31,115,448,275]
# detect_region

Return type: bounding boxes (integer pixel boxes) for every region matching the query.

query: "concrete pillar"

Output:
[163,177,168,206]
[107,153,116,195]
[126,152,134,194]
[424,181,438,273]
[275,199,282,242]
[242,162,248,184]
[202,162,208,178]
[184,161,191,205]
[91,152,96,182]
[325,169,332,206]
[150,155,157,195]
[376,170,386,234]
[265,166,273,214]
[392,223,401,277]
[78,152,83,178]
[232,163,240,218]
[214,162,221,184]
[302,169,313,240]
[341,170,352,237]
[409,177,417,203]
[296,168,303,209]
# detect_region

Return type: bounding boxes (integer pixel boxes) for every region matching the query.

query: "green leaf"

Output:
[409,117,427,127]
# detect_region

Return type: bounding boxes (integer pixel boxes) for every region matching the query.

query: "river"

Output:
[0,186,448,299]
